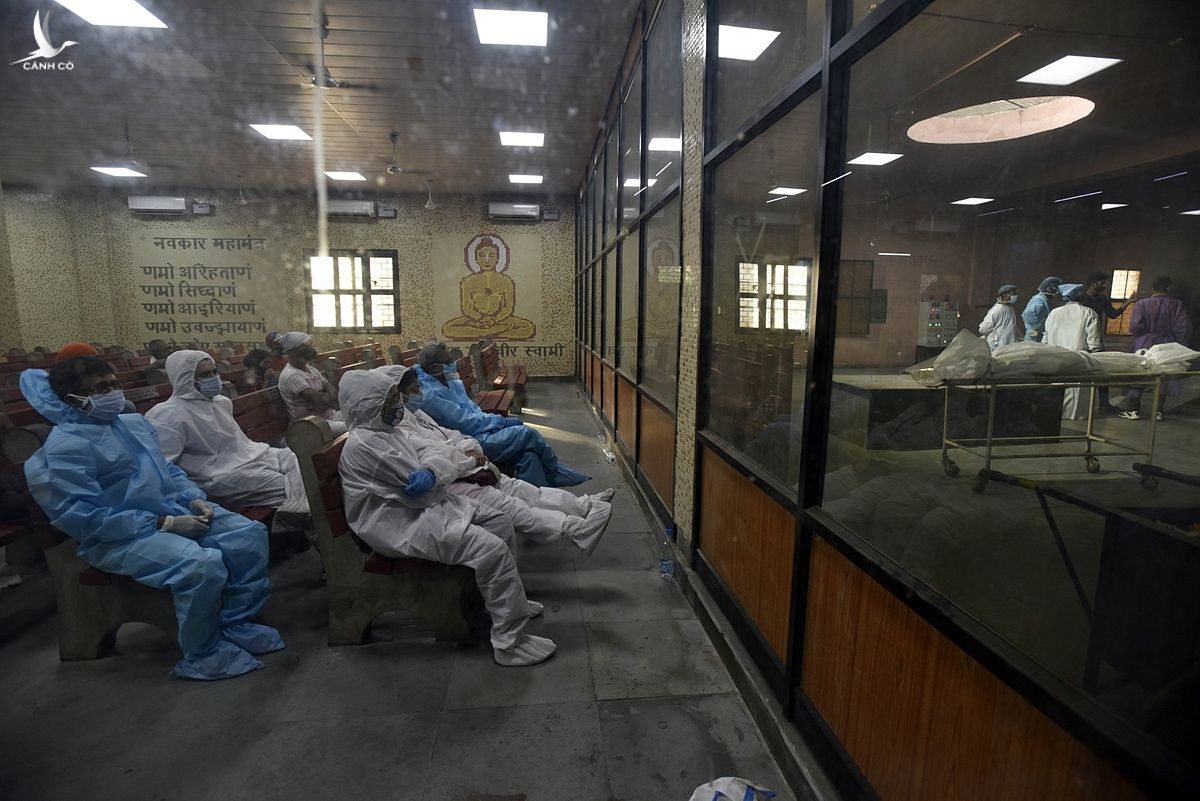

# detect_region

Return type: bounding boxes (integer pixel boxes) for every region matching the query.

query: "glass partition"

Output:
[605,132,619,246]
[820,0,1200,768]
[641,195,682,405]
[604,252,617,361]
[645,0,682,205]
[714,0,823,143]
[619,229,641,375]
[622,68,644,224]
[706,95,821,488]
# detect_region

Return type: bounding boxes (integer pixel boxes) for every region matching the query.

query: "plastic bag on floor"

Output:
[1142,342,1200,373]
[688,777,778,801]
[932,331,992,381]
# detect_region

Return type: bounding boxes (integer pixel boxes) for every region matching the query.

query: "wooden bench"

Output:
[287,417,479,645]
[477,341,529,399]
[231,386,290,444]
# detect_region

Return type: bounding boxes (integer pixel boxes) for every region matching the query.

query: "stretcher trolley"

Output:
[938,372,1186,493]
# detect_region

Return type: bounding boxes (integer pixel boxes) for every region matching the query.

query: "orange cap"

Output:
[55,342,101,363]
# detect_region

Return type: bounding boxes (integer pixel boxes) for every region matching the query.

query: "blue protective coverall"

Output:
[1022,293,1054,342]
[19,369,282,680]
[413,366,589,488]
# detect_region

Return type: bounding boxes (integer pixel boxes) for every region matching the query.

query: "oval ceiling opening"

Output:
[907,96,1095,144]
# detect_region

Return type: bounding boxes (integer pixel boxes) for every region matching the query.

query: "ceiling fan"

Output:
[303,13,379,91]
[379,131,431,176]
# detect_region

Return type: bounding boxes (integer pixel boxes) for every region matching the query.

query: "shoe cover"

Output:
[170,639,264,681]
[527,600,544,617]
[223,622,286,656]
[572,501,613,556]
[550,464,590,487]
[494,634,557,667]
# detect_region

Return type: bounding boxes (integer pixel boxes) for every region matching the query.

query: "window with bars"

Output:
[306,249,400,333]
[737,260,811,332]
[1106,268,1141,336]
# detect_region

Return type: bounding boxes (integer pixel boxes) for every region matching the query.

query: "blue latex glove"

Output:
[502,417,524,428]
[403,468,437,497]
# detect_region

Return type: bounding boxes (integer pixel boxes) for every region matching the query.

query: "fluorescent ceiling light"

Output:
[499,131,544,147]
[624,178,657,187]
[54,0,167,28]
[952,197,993,206]
[1054,190,1102,203]
[768,187,806,196]
[1101,203,1128,210]
[1017,55,1121,86]
[717,24,781,61]
[473,9,548,47]
[648,137,682,152]
[847,152,902,166]
[509,174,543,184]
[1181,209,1200,216]
[978,207,1015,217]
[877,252,911,257]
[821,171,852,187]
[250,124,312,141]
[90,166,146,177]
[324,171,366,181]
[1154,170,1187,182]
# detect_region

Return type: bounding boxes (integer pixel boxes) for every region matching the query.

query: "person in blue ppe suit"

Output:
[412,342,589,488]
[1022,276,1062,342]
[20,357,283,680]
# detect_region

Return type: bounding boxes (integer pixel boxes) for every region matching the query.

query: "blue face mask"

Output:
[196,376,223,399]
[443,361,458,373]
[405,394,421,412]
[80,389,127,421]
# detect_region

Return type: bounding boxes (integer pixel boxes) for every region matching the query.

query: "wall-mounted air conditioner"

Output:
[327,199,376,217]
[128,195,190,215]
[488,202,541,221]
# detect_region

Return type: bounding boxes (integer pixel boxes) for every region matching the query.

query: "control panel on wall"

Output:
[917,300,959,347]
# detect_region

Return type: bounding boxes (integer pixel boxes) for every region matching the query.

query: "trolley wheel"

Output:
[942,457,960,478]
[972,473,988,494]
[1140,476,1159,491]
[1085,456,1101,474]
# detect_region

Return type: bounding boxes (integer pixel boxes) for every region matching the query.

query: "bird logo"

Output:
[10,11,78,66]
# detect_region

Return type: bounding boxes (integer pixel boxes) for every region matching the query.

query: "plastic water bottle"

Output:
[658,556,675,578]
[603,448,616,464]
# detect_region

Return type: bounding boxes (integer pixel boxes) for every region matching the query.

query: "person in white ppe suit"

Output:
[378,364,615,555]
[979,283,1021,351]
[146,350,309,516]
[337,369,555,667]
[1045,283,1102,420]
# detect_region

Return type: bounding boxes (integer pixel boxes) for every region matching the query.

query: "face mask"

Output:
[196,376,223,399]
[443,361,458,373]
[1009,294,1019,304]
[405,394,421,412]
[382,400,404,426]
[76,389,127,421]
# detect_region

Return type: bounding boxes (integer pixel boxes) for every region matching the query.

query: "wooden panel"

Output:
[698,446,795,660]
[802,538,1148,801]
[637,394,675,513]
[616,373,637,456]
[590,352,601,402]
[602,363,616,424]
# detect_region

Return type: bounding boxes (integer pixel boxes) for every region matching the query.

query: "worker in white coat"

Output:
[979,283,1021,351]
[337,369,555,667]
[147,350,309,515]
[378,364,615,555]
[1044,284,1102,419]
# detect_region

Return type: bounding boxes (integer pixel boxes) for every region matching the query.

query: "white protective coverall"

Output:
[337,370,554,665]
[374,365,613,553]
[978,301,1019,351]
[1045,301,1102,420]
[147,350,309,514]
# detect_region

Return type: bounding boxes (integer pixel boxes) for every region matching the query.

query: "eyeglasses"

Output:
[80,380,122,396]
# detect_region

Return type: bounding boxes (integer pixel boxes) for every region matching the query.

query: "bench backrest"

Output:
[232,386,288,443]
[479,343,501,382]
[311,435,350,539]
[397,348,419,367]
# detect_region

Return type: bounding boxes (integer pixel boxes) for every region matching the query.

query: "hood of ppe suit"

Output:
[166,350,215,401]
[374,364,411,384]
[20,368,81,426]
[339,370,398,432]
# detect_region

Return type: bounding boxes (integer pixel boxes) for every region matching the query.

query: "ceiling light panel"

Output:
[474,9,548,47]
[624,178,657,187]
[1101,203,1128,210]
[250,124,312,141]
[324,171,366,181]
[952,197,993,205]
[499,131,545,147]
[1181,209,1200,216]
[717,25,781,61]
[768,187,806,196]
[648,137,682,152]
[1017,55,1121,86]
[90,166,146,177]
[53,0,167,27]
[509,174,543,184]
[847,152,903,166]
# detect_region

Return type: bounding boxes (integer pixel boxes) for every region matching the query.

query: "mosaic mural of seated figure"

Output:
[442,234,536,341]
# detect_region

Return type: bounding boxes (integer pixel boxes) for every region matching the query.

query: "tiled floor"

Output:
[0,380,792,801]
